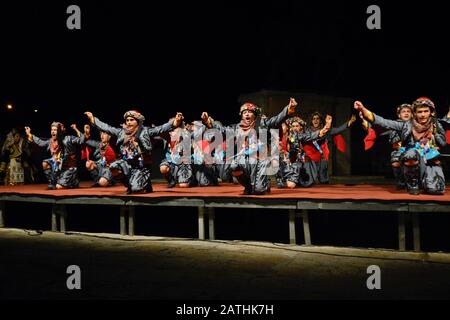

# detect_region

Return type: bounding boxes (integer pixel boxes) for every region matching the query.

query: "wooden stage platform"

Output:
[1,182,449,252]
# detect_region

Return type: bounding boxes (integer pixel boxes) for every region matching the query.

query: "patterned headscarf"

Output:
[286,116,306,128]
[123,110,145,124]
[239,103,261,116]
[396,103,413,117]
[123,110,145,144]
[412,97,435,114]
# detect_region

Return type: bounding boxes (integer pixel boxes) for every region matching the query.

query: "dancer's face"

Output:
[100,132,111,143]
[51,126,58,140]
[399,108,412,121]
[291,122,303,133]
[312,115,321,128]
[126,117,138,130]
[84,124,91,136]
[415,107,431,125]
[241,110,256,123]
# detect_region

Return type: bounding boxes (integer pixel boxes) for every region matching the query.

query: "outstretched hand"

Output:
[173,112,184,127]
[354,101,365,112]
[201,112,212,128]
[288,98,298,115]
[84,112,95,124]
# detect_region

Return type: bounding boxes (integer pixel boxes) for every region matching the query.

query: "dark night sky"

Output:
[1,1,449,134]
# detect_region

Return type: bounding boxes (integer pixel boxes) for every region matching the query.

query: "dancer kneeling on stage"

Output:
[355,98,447,195]
[159,124,195,188]
[84,130,117,187]
[85,110,184,194]
[284,115,332,189]
[303,112,356,184]
[25,122,85,190]
[201,98,297,195]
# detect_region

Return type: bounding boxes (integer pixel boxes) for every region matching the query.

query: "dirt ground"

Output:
[1,228,450,300]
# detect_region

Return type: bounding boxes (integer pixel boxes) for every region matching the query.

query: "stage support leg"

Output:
[208,207,215,240]
[51,204,58,232]
[302,209,312,246]
[0,201,5,228]
[59,205,67,233]
[398,213,406,251]
[289,209,296,245]
[128,206,135,236]
[198,207,205,240]
[120,206,127,236]
[412,213,421,252]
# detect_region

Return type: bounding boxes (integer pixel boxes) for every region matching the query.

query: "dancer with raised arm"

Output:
[200,98,298,195]
[25,122,85,190]
[85,110,184,194]
[355,98,447,195]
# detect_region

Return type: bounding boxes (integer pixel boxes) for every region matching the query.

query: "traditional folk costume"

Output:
[282,117,325,188]
[84,136,117,186]
[92,110,178,194]
[192,122,219,187]
[362,104,414,189]
[303,113,353,184]
[160,126,195,188]
[359,98,447,195]
[208,103,292,195]
[29,122,84,189]
[0,130,32,185]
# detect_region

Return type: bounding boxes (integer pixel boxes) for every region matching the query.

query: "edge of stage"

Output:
[0,181,449,252]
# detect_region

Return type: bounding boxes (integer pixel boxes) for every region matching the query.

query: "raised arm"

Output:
[147,112,184,137]
[84,112,122,137]
[330,114,356,136]
[25,127,50,148]
[201,112,231,135]
[262,98,298,129]
[65,134,87,146]
[354,101,404,132]
[298,115,332,143]
[70,124,82,138]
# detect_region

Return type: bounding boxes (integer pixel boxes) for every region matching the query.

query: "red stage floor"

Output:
[0,182,449,202]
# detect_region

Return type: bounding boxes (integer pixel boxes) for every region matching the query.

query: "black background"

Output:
[1,1,449,175]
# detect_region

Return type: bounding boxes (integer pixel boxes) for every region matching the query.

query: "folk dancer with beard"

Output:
[355,98,447,195]
[85,110,184,194]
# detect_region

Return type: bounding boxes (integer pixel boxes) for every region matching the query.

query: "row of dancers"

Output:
[3,97,450,195]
